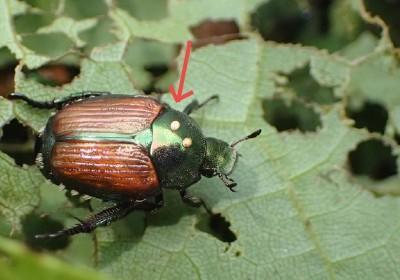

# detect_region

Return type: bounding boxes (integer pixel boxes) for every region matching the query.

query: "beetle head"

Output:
[200,129,261,192]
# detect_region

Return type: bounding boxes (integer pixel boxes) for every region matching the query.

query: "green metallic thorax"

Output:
[150,108,206,189]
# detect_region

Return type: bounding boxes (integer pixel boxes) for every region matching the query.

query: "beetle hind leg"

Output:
[10,91,111,109]
[35,199,161,239]
[9,93,56,109]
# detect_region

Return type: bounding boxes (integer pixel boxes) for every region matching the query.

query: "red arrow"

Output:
[169,40,194,103]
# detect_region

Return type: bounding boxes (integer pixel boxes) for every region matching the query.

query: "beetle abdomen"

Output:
[53,95,163,136]
[50,140,160,200]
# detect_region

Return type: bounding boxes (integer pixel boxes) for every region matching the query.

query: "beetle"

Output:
[10,92,261,238]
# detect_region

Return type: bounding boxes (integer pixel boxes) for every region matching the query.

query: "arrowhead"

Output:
[169,85,193,103]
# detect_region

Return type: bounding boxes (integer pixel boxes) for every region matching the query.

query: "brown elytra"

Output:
[52,95,163,136]
[51,141,160,199]
[48,96,164,199]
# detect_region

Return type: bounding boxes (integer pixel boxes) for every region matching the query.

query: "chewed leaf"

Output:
[38,17,97,47]
[0,236,107,280]
[14,59,140,132]
[96,39,400,279]
[0,152,43,232]
[0,97,13,137]
[110,0,266,43]
[2,1,400,279]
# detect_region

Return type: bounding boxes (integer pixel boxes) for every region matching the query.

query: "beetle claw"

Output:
[218,173,238,192]
[228,183,237,192]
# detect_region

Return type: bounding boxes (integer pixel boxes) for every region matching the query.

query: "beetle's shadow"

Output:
[99,191,202,264]
[111,195,197,236]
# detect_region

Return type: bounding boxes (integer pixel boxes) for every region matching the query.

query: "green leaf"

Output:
[0,0,48,68]
[0,97,13,137]
[0,152,42,232]
[38,17,97,47]
[116,0,168,21]
[94,39,400,279]
[110,0,266,43]
[14,58,140,132]
[346,49,400,135]
[339,32,379,60]
[63,0,107,20]
[110,8,193,43]
[0,236,107,280]
[2,1,400,279]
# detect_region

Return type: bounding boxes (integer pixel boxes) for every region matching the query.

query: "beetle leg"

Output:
[147,193,164,214]
[183,95,219,115]
[180,190,202,208]
[180,190,211,213]
[154,193,164,208]
[35,199,160,239]
[218,173,237,192]
[52,91,112,108]
[9,91,111,109]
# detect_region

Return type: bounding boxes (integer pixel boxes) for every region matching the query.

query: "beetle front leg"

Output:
[10,91,111,109]
[180,190,212,213]
[183,95,218,115]
[180,190,211,213]
[35,199,160,239]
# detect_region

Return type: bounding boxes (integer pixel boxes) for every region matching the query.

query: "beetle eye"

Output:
[170,120,180,131]
[182,137,192,148]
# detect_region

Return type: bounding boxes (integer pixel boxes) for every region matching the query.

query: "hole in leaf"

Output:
[22,212,70,251]
[1,119,29,143]
[0,119,37,166]
[196,213,237,243]
[143,64,170,94]
[0,63,16,97]
[263,98,321,132]
[23,64,80,87]
[308,0,335,34]
[346,102,388,134]
[235,250,242,257]
[251,0,308,43]
[348,139,397,180]
[191,20,239,38]
[364,0,400,47]
[394,133,400,146]
[251,0,371,52]
[190,20,242,48]
[287,65,338,104]
[144,64,169,78]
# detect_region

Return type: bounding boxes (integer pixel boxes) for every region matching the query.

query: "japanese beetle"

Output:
[11,92,261,238]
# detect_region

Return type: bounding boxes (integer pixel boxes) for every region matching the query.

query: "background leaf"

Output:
[1,0,400,279]
[0,236,107,280]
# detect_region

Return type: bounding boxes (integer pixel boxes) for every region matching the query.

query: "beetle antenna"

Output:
[230,129,261,148]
